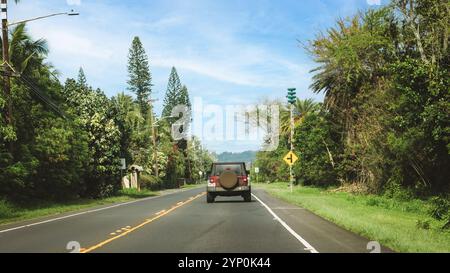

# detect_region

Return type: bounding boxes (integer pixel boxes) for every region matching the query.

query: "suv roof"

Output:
[210,162,247,176]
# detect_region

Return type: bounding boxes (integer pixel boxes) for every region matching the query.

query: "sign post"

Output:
[286,88,297,193]
[120,158,126,170]
[120,157,126,176]
[199,171,203,184]
[283,151,299,192]
[120,158,127,189]
[254,167,259,184]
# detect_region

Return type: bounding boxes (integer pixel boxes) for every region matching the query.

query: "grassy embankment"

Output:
[255,182,450,253]
[0,183,205,226]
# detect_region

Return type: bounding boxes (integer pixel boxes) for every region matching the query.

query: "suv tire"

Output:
[243,192,251,202]
[207,193,215,203]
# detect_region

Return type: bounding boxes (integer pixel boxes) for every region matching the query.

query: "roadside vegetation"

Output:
[0,189,157,226]
[0,183,205,226]
[253,0,449,252]
[256,182,450,253]
[0,2,214,211]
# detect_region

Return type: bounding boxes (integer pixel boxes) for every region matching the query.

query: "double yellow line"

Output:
[81,192,206,253]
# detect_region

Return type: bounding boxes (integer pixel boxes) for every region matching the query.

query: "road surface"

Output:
[0,187,391,253]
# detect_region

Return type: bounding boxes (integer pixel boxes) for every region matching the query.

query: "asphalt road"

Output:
[0,187,391,253]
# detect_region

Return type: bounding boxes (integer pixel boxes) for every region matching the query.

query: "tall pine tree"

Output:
[162,67,182,118]
[179,85,192,111]
[77,67,87,87]
[162,68,193,181]
[127,36,152,117]
[178,84,192,136]
[179,85,193,181]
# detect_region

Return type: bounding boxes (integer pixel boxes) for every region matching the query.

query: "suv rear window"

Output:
[212,164,246,176]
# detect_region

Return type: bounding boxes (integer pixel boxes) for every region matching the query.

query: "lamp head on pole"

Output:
[67,10,79,16]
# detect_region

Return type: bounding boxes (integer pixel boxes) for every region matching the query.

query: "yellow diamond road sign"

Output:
[283,151,299,166]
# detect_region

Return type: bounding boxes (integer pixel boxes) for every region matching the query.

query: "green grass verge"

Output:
[181,183,206,190]
[255,182,450,253]
[0,189,157,226]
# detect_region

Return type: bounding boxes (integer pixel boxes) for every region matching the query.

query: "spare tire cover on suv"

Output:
[219,171,238,190]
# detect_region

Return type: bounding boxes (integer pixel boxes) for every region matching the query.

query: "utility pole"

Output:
[149,100,159,179]
[0,1,78,152]
[1,0,12,129]
[287,88,297,193]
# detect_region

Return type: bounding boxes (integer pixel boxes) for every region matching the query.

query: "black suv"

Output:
[206,162,251,203]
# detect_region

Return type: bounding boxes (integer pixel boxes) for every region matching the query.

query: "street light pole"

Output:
[1,0,12,132]
[149,100,159,179]
[1,1,78,152]
[6,11,79,27]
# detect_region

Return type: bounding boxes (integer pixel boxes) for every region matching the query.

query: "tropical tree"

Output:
[162,67,182,118]
[0,23,49,75]
[127,36,152,117]
[0,22,93,201]
[77,67,87,87]
[63,79,122,198]
[280,98,319,136]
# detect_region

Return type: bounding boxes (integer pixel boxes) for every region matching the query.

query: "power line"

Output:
[18,74,66,119]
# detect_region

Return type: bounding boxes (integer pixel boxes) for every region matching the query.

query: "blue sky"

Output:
[9,0,384,153]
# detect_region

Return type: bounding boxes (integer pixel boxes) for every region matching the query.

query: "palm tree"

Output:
[307,15,381,145]
[0,23,49,75]
[280,98,319,136]
[113,92,145,132]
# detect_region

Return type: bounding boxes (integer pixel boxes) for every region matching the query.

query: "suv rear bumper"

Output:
[207,186,251,196]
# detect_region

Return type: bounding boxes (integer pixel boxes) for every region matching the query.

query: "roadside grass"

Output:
[0,189,157,226]
[255,182,450,253]
[181,183,206,190]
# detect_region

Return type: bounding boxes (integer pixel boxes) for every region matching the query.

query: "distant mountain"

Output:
[215,151,257,163]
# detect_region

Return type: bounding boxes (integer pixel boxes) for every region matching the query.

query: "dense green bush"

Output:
[140,174,162,191]
[429,196,450,221]
[255,1,449,199]
[294,112,339,186]
[0,21,215,205]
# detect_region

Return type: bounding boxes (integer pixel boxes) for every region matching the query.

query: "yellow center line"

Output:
[155,209,166,215]
[81,192,206,253]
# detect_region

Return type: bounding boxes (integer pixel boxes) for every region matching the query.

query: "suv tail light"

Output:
[208,176,218,187]
[238,175,249,186]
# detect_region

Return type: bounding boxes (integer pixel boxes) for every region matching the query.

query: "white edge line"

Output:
[252,193,319,253]
[0,187,203,234]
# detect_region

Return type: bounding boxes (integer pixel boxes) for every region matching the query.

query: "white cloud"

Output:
[66,0,81,6]
[32,27,114,60]
[13,0,319,105]
[151,52,311,89]
[366,0,381,6]
[130,16,186,32]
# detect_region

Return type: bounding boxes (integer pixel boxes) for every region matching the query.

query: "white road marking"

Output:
[252,193,319,253]
[272,207,305,210]
[0,187,204,234]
